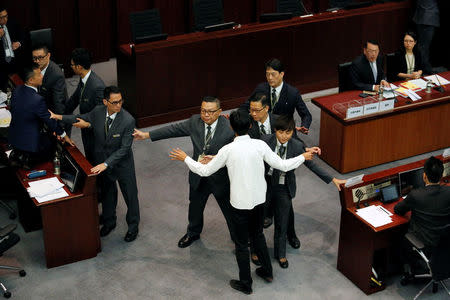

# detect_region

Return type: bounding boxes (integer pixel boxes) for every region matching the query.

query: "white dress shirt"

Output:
[257,116,271,135]
[204,118,218,139]
[267,140,288,184]
[184,135,305,210]
[81,69,91,85]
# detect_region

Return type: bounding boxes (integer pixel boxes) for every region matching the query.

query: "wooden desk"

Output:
[312,72,450,173]
[337,156,450,294]
[117,1,410,127]
[8,145,101,268]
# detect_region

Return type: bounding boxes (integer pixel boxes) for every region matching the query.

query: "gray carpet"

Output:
[0,60,448,299]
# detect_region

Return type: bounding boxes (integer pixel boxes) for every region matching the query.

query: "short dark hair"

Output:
[249,93,269,107]
[32,44,49,54]
[424,156,444,183]
[229,109,251,136]
[404,31,417,42]
[104,86,121,99]
[71,48,92,70]
[202,96,220,108]
[365,40,379,48]
[20,63,40,83]
[274,115,295,131]
[265,58,285,73]
[0,6,6,13]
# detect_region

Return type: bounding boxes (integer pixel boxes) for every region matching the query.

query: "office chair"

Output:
[29,28,64,72]
[400,224,450,299]
[338,61,353,93]
[329,0,352,9]
[277,0,306,16]
[0,159,16,220]
[129,9,163,44]
[193,0,224,32]
[0,224,26,298]
[385,52,397,83]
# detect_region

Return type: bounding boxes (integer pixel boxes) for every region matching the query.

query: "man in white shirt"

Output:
[170,109,314,294]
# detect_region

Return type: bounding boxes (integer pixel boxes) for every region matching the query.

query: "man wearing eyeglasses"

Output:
[0,6,24,91]
[133,96,235,248]
[50,86,140,243]
[32,44,68,117]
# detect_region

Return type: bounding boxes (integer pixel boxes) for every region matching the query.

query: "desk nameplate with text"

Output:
[379,99,395,112]
[363,102,380,115]
[346,106,364,119]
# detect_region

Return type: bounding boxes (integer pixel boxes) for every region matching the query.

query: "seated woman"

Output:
[393,32,424,80]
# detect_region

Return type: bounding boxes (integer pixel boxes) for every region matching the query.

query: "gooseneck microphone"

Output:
[433,73,445,93]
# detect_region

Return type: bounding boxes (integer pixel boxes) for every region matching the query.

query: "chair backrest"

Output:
[129,9,162,44]
[430,224,450,281]
[277,0,305,16]
[30,28,53,52]
[385,52,397,82]
[193,0,224,32]
[329,0,352,8]
[0,224,20,255]
[338,61,353,93]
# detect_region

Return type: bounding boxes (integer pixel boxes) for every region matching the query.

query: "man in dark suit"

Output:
[51,86,140,242]
[65,48,105,163]
[241,58,312,134]
[261,115,346,268]
[413,0,439,74]
[8,64,72,168]
[32,44,68,115]
[350,40,390,92]
[394,156,450,275]
[247,93,277,139]
[0,6,24,91]
[133,96,235,248]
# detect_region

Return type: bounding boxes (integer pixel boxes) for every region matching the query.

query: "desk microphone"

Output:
[383,86,397,103]
[433,73,445,93]
[299,0,310,15]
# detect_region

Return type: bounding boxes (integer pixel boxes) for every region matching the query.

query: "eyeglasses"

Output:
[0,14,8,20]
[200,108,220,115]
[107,99,123,105]
[32,54,48,61]
[249,106,266,113]
[404,40,415,44]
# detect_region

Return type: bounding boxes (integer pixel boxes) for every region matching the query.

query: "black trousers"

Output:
[272,184,292,259]
[100,173,140,232]
[187,178,234,238]
[231,203,272,288]
[416,24,436,74]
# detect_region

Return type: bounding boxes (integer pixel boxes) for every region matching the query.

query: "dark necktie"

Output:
[105,116,113,136]
[271,88,277,110]
[260,124,266,135]
[278,145,286,158]
[79,80,85,98]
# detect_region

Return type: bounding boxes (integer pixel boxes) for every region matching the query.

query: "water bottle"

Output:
[53,153,61,175]
[425,80,433,93]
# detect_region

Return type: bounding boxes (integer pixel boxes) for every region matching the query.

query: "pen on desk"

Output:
[378,206,391,216]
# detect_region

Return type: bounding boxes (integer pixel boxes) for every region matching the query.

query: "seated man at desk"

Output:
[8,63,72,169]
[350,40,390,92]
[394,156,450,273]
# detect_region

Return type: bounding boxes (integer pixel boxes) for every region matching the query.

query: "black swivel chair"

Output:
[193,0,224,32]
[401,224,450,299]
[0,224,26,298]
[385,52,397,83]
[29,28,64,72]
[338,61,353,93]
[277,0,306,16]
[129,9,164,44]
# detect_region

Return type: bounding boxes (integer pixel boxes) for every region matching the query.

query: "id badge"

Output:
[197,153,205,162]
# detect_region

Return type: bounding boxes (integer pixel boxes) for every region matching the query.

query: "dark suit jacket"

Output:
[241,82,312,129]
[247,113,278,139]
[261,134,332,198]
[61,105,136,181]
[413,0,440,27]
[394,185,450,247]
[150,115,234,190]
[350,55,386,91]
[392,50,424,80]
[8,85,63,153]
[40,60,68,114]
[65,71,105,114]
[0,17,24,64]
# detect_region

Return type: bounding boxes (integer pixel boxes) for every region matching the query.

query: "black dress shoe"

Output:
[288,235,301,249]
[124,230,138,242]
[263,217,273,228]
[278,258,289,269]
[255,267,273,283]
[229,279,252,295]
[251,253,261,266]
[178,234,200,248]
[100,224,116,237]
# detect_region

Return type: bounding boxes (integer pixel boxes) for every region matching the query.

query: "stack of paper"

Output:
[27,177,68,203]
[424,74,450,86]
[0,109,11,127]
[400,81,421,91]
[356,205,393,228]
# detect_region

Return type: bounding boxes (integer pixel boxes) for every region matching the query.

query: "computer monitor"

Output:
[398,167,425,196]
[60,151,81,193]
[203,22,236,32]
[135,33,168,44]
[260,12,293,24]
[380,184,399,203]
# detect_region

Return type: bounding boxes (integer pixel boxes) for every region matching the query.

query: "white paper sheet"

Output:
[27,177,68,203]
[424,74,450,86]
[356,205,393,228]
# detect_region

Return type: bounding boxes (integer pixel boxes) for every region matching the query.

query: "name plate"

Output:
[363,102,379,115]
[379,99,395,112]
[346,106,364,119]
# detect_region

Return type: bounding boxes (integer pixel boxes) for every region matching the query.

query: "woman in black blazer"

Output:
[393,32,424,80]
